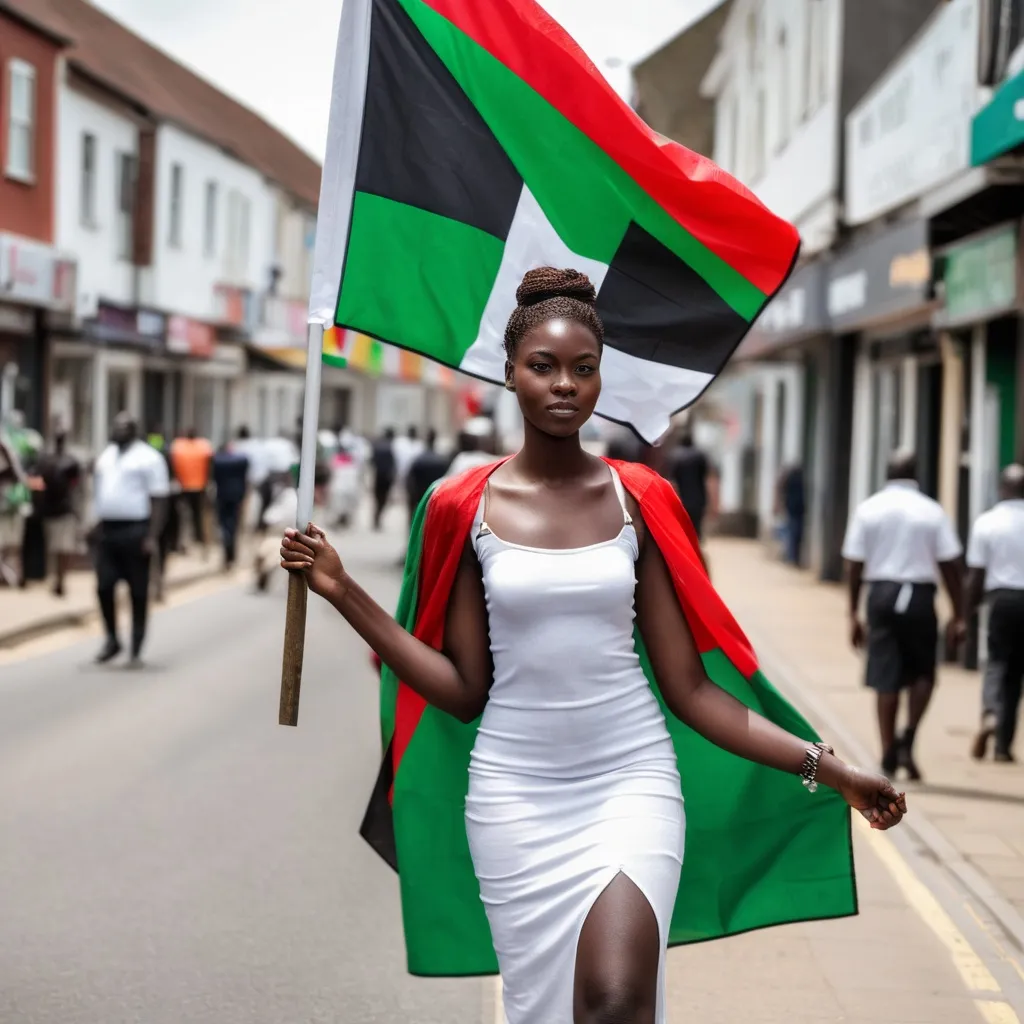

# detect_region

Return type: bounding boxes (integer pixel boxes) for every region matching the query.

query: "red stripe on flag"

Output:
[420,0,798,295]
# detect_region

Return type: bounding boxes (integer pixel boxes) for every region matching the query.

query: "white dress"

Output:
[466,467,685,1024]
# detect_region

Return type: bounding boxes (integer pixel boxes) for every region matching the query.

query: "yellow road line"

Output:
[976,1000,1022,1024]
[856,814,1005,998]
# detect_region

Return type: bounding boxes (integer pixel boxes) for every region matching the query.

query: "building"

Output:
[696,0,940,577]
[0,2,76,432]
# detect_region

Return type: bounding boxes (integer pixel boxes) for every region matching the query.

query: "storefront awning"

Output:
[972,67,1024,166]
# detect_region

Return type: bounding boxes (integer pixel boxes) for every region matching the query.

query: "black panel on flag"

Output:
[357,0,523,242]
[597,222,749,375]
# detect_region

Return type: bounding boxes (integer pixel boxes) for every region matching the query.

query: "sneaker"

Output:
[95,638,122,664]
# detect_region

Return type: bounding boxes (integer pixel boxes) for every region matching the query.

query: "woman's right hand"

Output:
[280,524,347,602]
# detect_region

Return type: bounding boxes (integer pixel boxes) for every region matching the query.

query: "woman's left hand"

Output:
[836,766,907,830]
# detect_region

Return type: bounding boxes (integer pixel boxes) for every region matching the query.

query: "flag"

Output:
[361,459,856,977]
[308,0,800,443]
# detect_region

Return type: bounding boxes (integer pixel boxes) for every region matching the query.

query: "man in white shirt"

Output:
[843,450,965,780]
[92,413,170,665]
[965,464,1024,762]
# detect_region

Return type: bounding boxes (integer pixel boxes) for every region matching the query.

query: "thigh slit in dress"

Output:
[465,467,685,1024]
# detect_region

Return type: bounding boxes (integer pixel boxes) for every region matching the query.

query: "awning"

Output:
[249,345,307,371]
[972,68,1024,166]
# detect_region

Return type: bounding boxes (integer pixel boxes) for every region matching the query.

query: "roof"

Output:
[4,0,321,207]
[0,1,73,45]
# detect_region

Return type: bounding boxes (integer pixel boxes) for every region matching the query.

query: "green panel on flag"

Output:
[336,191,504,366]
[397,0,766,321]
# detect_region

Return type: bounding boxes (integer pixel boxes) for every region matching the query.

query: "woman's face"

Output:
[508,318,601,439]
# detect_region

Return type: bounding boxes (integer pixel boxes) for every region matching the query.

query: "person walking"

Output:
[145,426,178,603]
[211,439,250,570]
[775,463,806,566]
[170,427,213,556]
[233,425,270,532]
[667,425,717,542]
[405,428,449,523]
[843,450,966,780]
[281,268,905,1023]
[36,429,81,596]
[371,427,396,532]
[965,464,1024,762]
[91,413,169,665]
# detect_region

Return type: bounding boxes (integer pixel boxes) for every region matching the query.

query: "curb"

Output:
[0,565,221,650]
[747,620,1024,955]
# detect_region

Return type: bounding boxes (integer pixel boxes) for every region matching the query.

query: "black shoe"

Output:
[994,751,1017,764]
[95,638,122,664]
[897,733,923,782]
[971,716,997,761]
[881,742,899,776]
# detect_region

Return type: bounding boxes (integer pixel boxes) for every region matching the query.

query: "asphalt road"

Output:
[0,530,489,1024]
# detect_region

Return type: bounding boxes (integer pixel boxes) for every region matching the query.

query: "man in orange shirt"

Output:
[170,428,213,556]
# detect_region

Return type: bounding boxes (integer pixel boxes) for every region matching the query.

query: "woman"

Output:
[281,268,906,1024]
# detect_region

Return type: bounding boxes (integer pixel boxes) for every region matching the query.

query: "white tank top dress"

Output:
[465,465,685,1024]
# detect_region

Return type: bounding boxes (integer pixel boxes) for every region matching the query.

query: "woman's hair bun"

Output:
[515,267,597,309]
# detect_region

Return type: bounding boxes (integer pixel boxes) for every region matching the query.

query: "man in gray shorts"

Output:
[843,451,965,780]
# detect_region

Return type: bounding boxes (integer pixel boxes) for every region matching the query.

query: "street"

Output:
[2,512,1024,1023]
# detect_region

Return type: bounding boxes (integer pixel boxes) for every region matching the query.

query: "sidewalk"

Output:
[708,537,1024,950]
[0,546,229,648]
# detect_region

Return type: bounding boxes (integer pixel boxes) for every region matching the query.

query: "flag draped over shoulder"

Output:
[308,0,801,443]
[360,459,856,978]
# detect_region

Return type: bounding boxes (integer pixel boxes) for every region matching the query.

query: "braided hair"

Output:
[503,267,604,359]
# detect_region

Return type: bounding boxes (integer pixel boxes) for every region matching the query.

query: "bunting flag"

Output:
[307,0,800,442]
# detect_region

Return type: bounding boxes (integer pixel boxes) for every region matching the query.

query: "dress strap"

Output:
[608,466,633,525]
[477,481,493,537]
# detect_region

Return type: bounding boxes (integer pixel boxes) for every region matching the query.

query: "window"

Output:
[51,356,94,450]
[116,152,136,261]
[80,133,97,226]
[804,0,831,116]
[5,59,36,182]
[226,189,252,279]
[204,180,218,257]
[168,162,184,247]
[776,28,790,150]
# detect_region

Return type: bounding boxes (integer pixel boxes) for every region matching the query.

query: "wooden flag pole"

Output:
[279,320,325,727]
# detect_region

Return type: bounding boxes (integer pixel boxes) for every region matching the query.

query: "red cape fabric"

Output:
[391,457,760,782]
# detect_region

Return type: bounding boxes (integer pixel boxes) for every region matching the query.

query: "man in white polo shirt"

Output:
[92,413,169,665]
[843,450,965,781]
[965,464,1024,762]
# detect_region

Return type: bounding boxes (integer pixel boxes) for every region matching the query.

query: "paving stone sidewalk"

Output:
[708,537,1024,941]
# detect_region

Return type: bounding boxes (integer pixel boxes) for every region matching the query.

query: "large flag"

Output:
[361,458,855,976]
[308,0,800,443]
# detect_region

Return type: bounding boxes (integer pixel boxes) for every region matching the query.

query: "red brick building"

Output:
[0,3,73,430]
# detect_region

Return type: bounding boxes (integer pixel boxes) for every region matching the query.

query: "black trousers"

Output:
[217,498,242,566]
[373,475,394,530]
[180,489,206,545]
[95,520,151,655]
[982,590,1024,755]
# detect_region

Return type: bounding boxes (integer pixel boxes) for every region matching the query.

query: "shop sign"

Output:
[86,302,166,348]
[167,315,215,358]
[214,284,257,332]
[739,261,827,358]
[827,220,931,331]
[940,223,1018,324]
[846,0,978,224]
[0,234,77,311]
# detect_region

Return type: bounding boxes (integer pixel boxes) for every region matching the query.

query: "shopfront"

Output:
[934,222,1021,532]
[829,219,937,527]
[0,232,76,431]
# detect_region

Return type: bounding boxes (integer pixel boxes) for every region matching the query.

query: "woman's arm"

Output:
[634,526,906,830]
[281,526,492,723]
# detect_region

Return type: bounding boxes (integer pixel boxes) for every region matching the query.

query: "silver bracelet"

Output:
[800,742,834,793]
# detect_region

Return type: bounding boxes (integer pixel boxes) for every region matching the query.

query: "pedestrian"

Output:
[91,413,169,665]
[211,438,250,570]
[965,463,1024,762]
[775,463,806,566]
[0,428,28,587]
[281,267,905,1022]
[371,427,396,532]
[843,450,966,780]
[393,425,425,491]
[146,426,178,603]
[406,428,449,523]
[233,425,270,532]
[36,429,81,597]
[667,424,716,542]
[170,427,213,556]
